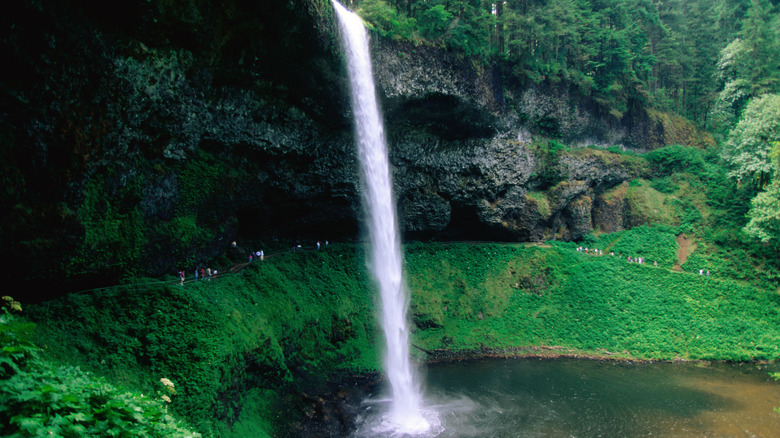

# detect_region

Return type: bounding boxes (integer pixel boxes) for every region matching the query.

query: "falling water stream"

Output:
[328,4,780,438]
[332,1,434,435]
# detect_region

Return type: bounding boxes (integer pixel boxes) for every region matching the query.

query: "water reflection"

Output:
[350,358,780,437]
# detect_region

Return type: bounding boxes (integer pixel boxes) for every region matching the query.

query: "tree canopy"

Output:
[722,94,780,187]
[352,0,780,125]
[350,0,780,243]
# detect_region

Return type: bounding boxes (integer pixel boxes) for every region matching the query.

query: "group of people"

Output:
[178,238,333,285]
[575,245,711,276]
[292,240,328,252]
[179,267,219,285]
[576,246,658,267]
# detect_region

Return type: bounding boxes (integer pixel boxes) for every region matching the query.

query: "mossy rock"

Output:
[646,109,716,150]
[593,181,628,233]
[524,191,551,219]
[625,179,678,227]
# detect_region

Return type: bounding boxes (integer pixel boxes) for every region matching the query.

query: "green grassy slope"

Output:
[407,236,780,361]
[26,244,381,437]
[16,227,780,435]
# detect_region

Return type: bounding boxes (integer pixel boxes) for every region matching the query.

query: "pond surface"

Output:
[351,358,780,437]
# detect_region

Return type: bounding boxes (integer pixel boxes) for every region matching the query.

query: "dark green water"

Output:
[352,358,780,437]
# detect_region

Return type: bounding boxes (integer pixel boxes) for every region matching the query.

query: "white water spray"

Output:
[332,1,430,434]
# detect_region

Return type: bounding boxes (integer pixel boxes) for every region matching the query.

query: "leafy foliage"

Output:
[28,245,379,436]
[356,0,417,41]
[67,175,147,281]
[352,0,779,122]
[645,144,707,176]
[1,302,200,438]
[744,179,780,242]
[722,94,780,187]
[534,140,569,187]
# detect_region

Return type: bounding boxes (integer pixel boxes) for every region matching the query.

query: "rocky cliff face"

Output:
[1,0,707,299]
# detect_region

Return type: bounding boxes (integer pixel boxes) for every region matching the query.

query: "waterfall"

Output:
[332,1,430,434]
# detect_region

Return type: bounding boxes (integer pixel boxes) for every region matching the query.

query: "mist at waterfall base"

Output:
[332,1,436,435]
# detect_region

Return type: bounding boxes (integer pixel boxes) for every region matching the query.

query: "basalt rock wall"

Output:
[1,0,706,299]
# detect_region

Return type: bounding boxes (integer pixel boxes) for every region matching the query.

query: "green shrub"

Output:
[625,181,679,227]
[649,177,680,194]
[358,0,417,41]
[67,175,147,281]
[1,302,200,438]
[645,144,706,177]
[0,357,201,438]
[534,140,570,187]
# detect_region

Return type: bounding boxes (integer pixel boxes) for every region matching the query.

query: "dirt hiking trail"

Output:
[673,233,696,272]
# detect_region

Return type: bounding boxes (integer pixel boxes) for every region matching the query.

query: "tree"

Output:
[744,176,780,242]
[710,1,780,135]
[738,0,780,95]
[722,94,780,186]
[356,0,417,41]
[710,38,754,133]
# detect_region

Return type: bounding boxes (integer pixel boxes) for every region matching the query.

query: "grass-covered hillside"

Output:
[407,237,780,361]
[15,244,380,437]
[4,222,779,436]
[3,144,780,436]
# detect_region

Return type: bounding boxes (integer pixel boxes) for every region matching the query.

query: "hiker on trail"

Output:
[194,269,198,282]
[249,254,253,263]
[260,250,264,261]
[207,267,212,280]
[654,260,658,267]
[179,271,185,285]
[706,270,710,277]
[699,269,704,275]
[201,268,205,279]
[317,241,321,250]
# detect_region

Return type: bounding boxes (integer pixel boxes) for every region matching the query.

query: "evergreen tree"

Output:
[738,0,780,95]
[351,0,774,129]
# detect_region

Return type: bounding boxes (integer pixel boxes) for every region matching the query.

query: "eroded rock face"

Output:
[2,0,692,296]
[373,36,653,243]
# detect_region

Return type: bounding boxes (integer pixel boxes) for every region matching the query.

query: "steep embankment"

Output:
[24,225,780,436]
